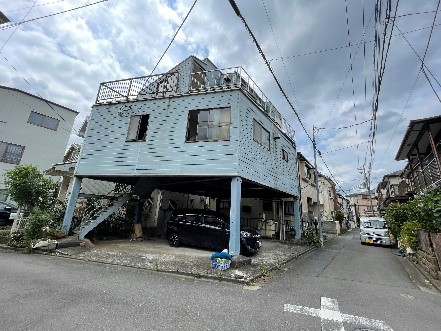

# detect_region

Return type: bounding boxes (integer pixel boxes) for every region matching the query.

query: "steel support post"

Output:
[229,177,242,256]
[294,198,301,239]
[62,176,82,233]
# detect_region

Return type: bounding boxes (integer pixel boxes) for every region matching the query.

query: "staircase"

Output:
[78,193,131,240]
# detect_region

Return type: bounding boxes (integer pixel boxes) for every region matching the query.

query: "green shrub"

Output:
[23,209,59,244]
[8,230,26,248]
[334,211,344,227]
[304,228,321,247]
[385,202,412,240]
[400,220,420,251]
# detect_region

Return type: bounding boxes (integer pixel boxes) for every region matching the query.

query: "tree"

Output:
[334,210,344,228]
[4,165,57,213]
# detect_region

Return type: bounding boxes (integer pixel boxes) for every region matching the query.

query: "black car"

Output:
[165,208,261,256]
[0,201,18,226]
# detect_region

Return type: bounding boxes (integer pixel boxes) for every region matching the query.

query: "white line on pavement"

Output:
[284,297,394,331]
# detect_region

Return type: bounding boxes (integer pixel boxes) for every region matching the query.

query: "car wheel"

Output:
[361,241,365,245]
[168,233,181,247]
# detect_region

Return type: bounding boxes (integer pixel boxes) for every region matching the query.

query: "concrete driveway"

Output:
[54,236,317,283]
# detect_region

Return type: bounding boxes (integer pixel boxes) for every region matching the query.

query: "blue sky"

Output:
[0,0,440,194]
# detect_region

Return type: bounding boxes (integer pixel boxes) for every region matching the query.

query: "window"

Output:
[253,119,270,150]
[204,215,225,228]
[0,141,25,165]
[126,115,149,141]
[28,111,59,131]
[282,149,289,162]
[186,107,231,142]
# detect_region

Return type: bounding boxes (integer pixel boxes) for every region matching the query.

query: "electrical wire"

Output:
[4,0,67,13]
[148,0,198,76]
[228,0,313,143]
[0,0,108,31]
[322,140,371,154]
[267,21,441,63]
[261,0,304,117]
[0,1,37,52]
[395,25,441,101]
[419,0,441,71]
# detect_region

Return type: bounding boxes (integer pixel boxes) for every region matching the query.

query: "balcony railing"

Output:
[95,72,180,104]
[95,66,295,141]
[411,153,441,194]
[190,66,295,141]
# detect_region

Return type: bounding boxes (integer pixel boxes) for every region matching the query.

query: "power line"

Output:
[261,0,304,117]
[227,0,313,144]
[267,21,441,63]
[149,0,198,76]
[393,8,441,18]
[395,24,441,102]
[367,0,400,196]
[0,0,108,31]
[419,0,441,71]
[0,1,37,52]
[344,0,359,169]
[323,140,371,154]
[4,0,67,13]
[322,118,372,131]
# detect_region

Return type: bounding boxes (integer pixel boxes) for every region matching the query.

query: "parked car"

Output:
[360,217,390,246]
[166,208,261,256]
[0,201,18,226]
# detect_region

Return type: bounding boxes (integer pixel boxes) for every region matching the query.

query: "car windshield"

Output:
[362,219,387,229]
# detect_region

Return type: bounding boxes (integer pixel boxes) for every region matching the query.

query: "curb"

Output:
[1,241,318,285]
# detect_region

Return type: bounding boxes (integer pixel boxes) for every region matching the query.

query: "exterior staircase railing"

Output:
[77,183,133,240]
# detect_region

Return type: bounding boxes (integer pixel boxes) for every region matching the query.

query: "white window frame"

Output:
[0,141,25,165]
[126,115,149,141]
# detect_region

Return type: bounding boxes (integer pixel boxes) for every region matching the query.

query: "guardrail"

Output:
[95,72,179,104]
[95,66,295,141]
[190,66,295,141]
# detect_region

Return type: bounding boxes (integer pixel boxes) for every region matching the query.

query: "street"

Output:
[1,231,440,331]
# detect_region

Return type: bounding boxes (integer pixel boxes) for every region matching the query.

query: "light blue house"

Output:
[62,56,301,255]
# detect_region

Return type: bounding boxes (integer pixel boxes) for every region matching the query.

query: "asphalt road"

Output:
[1,231,440,331]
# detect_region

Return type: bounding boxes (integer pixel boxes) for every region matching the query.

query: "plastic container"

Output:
[211,258,231,271]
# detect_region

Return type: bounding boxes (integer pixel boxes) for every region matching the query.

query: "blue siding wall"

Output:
[238,94,298,196]
[76,89,298,196]
[77,91,241,176]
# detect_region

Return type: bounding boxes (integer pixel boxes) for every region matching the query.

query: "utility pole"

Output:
[313,125,323,247]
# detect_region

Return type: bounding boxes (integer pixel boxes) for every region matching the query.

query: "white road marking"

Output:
[320,297,344,331]
[284,297,394,331]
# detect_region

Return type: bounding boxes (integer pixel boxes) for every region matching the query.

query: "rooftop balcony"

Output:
[95,66,295,141]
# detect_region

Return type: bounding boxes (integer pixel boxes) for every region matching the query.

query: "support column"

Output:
[294,197,301,239]
[229,177,242,256]
[61,176,82,233]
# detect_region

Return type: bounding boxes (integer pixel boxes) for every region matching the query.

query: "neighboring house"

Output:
[376,170,413,213]
[395,115,441,196]
[61,56,301,255]
[346,191,378,219]
[336,193,350,221]
[297,152,318,230]
[0,85,78,200]
[318,174,337,222]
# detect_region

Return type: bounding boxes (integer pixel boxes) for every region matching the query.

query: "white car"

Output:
[360,217,390,246]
